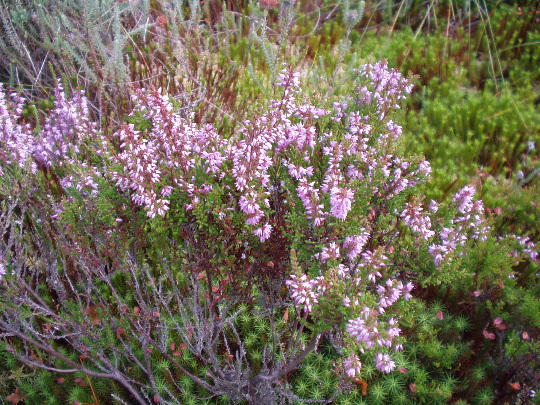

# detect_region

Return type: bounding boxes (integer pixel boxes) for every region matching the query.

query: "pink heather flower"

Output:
[346,308,399,350]
[343,231,370,261]
[330,187,354,220]
[2,82,96,171]
[453,185,476,214]
[239,193,266,225]
[201,151,226,173]
[343,354,362,377]
[417,160,432,176]
[386,120,402,139]
[358,250,388,282]
[428,244,449,267]
[376,279,402,311]
[514,236,539,261]
[386,318,401,339]
[429,187,490,266]
[348,112,372,137]
[355,61,413,115]
[286,162,313,179]
[33,81,97,167]
[295,104,329,120]
[276,69,301,91]
[0,87,35,171]
[296,178,326,225]
[375,353,396,373]
[332,101,349,122]
[401,203,434,240]
[161,185,174,196]
[285,274,322,313]
[0,254,5,281]
[428,200,439,213]
[397,281,414,300]
[319,242,341,262]
[253,223,272,242]
[239,194,261,215]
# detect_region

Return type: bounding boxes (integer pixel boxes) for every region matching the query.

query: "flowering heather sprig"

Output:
[343,231,370,261]
[1,82,97,172]
[401,202,435,240]
[296,178,326,226]
[253,223,273,242]
[318,242,341,262]
[111,63,429,251]
[33,82,97,167]
[0,85,35,172]
[346,308,403,351]
[355,61,414,118]
[357,249,389,282]
[375,352,396,373]
[285,274,324,313]
[0,254,5,281]
[329,186,355,221]
[377,279,414,312]
[343,354,362,377]
[513,235,539,262]
[429,185,490,266]
[60,161,102,197]
[111,88,227,218]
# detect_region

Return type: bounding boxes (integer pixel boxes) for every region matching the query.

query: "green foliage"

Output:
[474,387,494,405]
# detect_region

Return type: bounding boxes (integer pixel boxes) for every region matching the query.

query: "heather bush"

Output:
[1,53,538,403]
[1,1,539,403]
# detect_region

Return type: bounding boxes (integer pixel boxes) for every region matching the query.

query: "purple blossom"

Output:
[1,82,95,172]
[346,307,402,351]
[330,187,354,220]
[429,200,439,213]
[343,354,362,377]
[318,242,341,262]
[376,279,402,311]
[285,274,322,313]
[514,236,539,261]
[375,353,396,373]
[355,61,413,117]
[0,254,5,281]
[33,81,97,167]
[296,178,326,226]
[429,185,490,266]
[253,223,272,242]
[0,86,35,171]
[401,202,434,240]
[343,231,370,261]
[453,185,476,213]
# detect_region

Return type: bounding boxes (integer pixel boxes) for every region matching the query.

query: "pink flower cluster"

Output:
[376,279,414,312]
[342,354,362,377]
[429,185,490,266]
[375,352,396,373]
[285,274,324,313]
[111,62,433,251]
[1,82,95,173]
[513,235,539,262]
[111,88,227,218]
[346,308,403,352]
[33,82,97,167]
[355,60,414,118]
[343,231,370,261]
[0,84,34,172]
[401,202,435,240]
